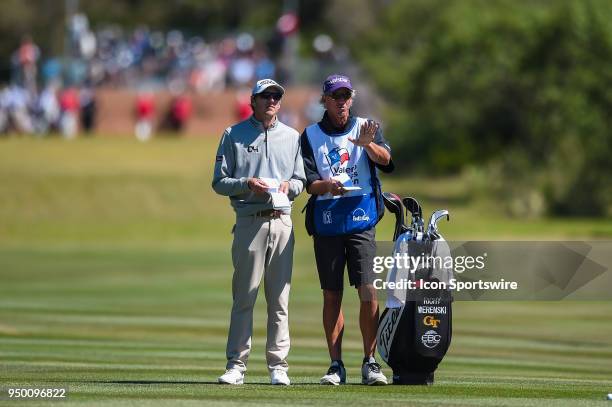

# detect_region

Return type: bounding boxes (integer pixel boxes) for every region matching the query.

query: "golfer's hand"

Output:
[328,179,346,196]
[279,181,290,194]
[247,178,270,195]
[349,120,378,147]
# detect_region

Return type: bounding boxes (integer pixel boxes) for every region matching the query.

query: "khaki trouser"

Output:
[225,214,294,372]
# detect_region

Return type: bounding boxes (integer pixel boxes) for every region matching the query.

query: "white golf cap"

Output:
[252,79,285,96]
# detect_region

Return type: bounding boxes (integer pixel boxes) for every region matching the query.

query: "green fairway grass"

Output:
[1,137,611,406]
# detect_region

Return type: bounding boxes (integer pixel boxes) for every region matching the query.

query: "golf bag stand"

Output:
[377,194,453,385]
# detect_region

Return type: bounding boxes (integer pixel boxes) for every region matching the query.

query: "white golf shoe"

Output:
[320,360,346,385]
[270,369,290,385]
[361,357,388,385]
[218,368,244,385]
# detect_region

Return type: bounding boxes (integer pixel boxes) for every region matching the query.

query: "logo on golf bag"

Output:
[352,208,370,223]
[325,147,349,174]
[377,307,402,363]
[323,210,332,224]
[423,315,440,328]
[421,330,441,348]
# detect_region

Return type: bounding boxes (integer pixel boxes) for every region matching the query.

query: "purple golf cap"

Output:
[323,74,353,94]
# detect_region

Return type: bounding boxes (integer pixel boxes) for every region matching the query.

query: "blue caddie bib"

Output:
[306,117,379,236]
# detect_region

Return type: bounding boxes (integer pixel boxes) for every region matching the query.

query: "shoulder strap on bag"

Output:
[367,156,385,222]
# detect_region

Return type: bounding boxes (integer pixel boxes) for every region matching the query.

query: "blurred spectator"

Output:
[196,47,227,91]
[235,88,252,121]
[254,48,276,81]
[0,88,6,133]
[42,58,62,85]
[59,87,79,139]
[14,36,40,93]
[279,108,299,130]
[66,59,89,86]
[305,94,325,123]
[169,93,192,132]
[0,85,34,134]
[80,30,97,60]
[80,84,97,133]
[33,83,60,134]
[228,55,255,87]
[227,33,255,86]
[135,91,155,141]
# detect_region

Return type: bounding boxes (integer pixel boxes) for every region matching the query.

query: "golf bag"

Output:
[376,193,453,385]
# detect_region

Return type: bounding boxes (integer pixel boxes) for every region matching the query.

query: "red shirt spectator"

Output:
[59,88,80,112]
[236,99,252,121]
[171,95,192,123]
[235,90,252,121]
[136,94,155,120]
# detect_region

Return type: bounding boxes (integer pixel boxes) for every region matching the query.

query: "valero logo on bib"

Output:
[325,147,349,174]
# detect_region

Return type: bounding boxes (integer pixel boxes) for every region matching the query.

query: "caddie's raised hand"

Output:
[247,177,270,195]
[349,119,379,147]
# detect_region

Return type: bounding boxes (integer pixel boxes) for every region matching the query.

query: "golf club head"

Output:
[383,192,406,240]
[427,209,450,239]
[402,197,422,218]
[383,192,403,217]
[402,196,423,231]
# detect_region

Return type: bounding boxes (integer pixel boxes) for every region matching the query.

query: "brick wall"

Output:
[94,86,320,137]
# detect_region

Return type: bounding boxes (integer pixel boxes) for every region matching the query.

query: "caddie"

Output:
[300,74,394,385]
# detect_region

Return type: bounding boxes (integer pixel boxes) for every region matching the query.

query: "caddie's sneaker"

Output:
[270,369,290,385]
[361,356,388,385]
[320,360,346,385]
[218,368,244,384]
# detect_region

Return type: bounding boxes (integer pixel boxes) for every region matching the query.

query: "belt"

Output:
[255,209,284,218]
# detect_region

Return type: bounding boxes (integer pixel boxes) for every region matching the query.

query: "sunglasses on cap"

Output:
[328,90,353,100]
[257,92,283,101]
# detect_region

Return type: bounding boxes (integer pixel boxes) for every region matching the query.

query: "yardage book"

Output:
[259,177,291,211]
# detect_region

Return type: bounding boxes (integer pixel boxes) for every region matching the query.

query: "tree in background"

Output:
[351,0,612,216]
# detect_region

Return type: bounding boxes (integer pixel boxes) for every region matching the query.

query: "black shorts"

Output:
[313,228,377,291]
